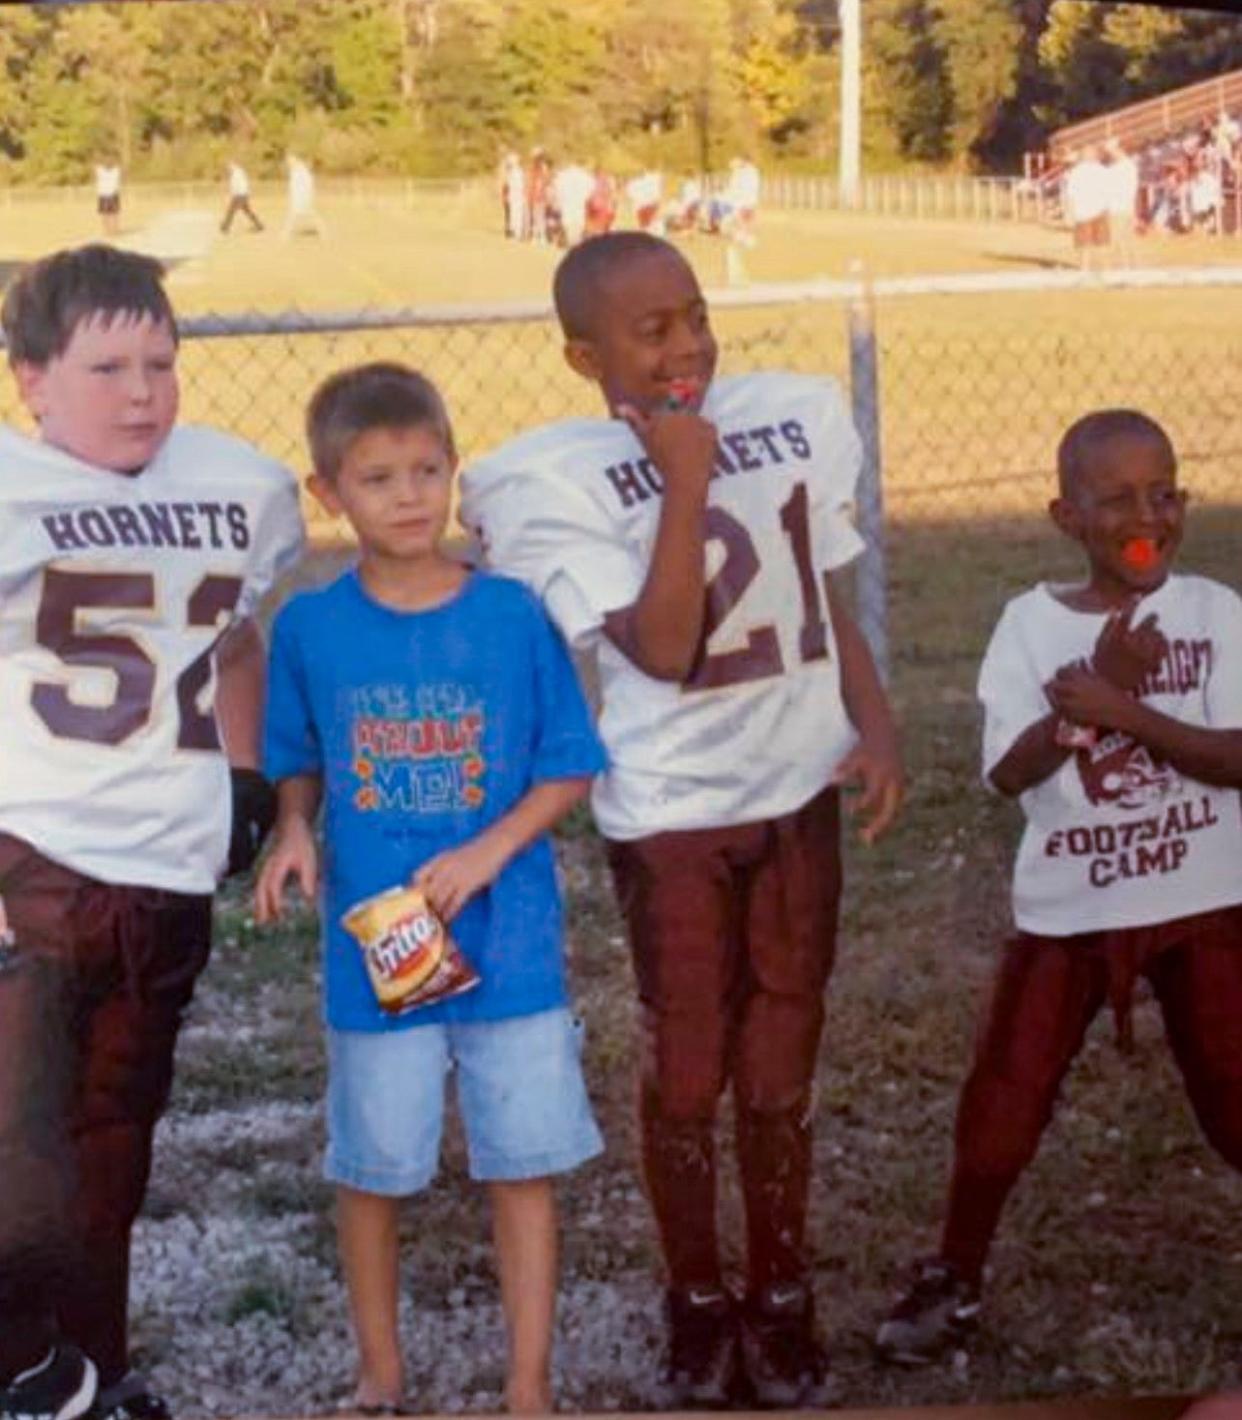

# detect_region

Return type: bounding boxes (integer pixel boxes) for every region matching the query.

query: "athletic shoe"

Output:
[660,1285,739,1408]
[0,1346,97,1420]
[88,1374,172,1420]
[738,1281,827,1408]
[874,1257,981,1366]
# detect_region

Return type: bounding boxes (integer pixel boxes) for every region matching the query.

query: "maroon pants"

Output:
[941,906,1242,1283]
[606,786,841,1294]
[0,834,211,1387]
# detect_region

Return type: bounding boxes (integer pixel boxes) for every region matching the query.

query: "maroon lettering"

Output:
[685,504,782,691]
[41,513,88,552]
[32,569,155,745]
[176,575,245,749]
[197,502,226,548]
[226,503,250,550]
[106,505,149,548]
[78,509,117,547]
[723,432,762,471]
[141,503,177,547]
[604,461,650,509]
[751,425,784,462]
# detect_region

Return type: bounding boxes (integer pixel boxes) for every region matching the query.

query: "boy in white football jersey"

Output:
[0,246,304,1420]
[876,410,1242,1365]
[460,232,903,1407]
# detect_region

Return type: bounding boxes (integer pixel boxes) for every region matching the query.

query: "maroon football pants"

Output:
[940,906,1242,1283]
[0,833,211,1387]
[606,786,841,1294]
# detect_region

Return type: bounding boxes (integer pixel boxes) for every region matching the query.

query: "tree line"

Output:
[0,0,1239,183]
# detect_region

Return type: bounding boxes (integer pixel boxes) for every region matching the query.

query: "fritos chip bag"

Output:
[341,885,479,1015]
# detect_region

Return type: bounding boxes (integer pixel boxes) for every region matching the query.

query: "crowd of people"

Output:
[498,149,761,250]
[1043,109,1242,266]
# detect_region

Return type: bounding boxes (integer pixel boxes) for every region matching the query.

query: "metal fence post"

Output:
[846,264,889,682]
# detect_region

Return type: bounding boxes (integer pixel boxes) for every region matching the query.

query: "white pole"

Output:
[839,0,861,208]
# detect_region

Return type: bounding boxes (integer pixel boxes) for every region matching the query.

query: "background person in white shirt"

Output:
[1063,146,1110,270]
[1103,137,1139,266]
[552,161,595,247]
[876,408,1242,1367]
[281,153,326,240]
[220,161,264,235]
[1190,157,1221,233]
[94,162,121,237]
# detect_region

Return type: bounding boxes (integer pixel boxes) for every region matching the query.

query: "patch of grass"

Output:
[223,1260,302,1326]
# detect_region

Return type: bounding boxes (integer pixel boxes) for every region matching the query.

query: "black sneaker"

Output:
[874,1257,981,1366]
[738,1281,827,1408]
[89,1374,172,1420]
[660,1286,738,1408]
[1,1347,97,1420]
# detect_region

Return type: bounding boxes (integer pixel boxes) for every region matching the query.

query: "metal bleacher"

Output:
[1048,67,1242,160]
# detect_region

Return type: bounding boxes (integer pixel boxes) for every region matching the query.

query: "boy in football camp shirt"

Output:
[876,409,1242,1366]
[0,246,304,1420]
[255,363,605,1417]
[459,232,903,1408]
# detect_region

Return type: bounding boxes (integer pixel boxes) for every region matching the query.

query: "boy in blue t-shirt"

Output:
[255,362,606,1416]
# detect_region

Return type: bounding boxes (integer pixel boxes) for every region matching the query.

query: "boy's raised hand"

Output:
[254,816,318,924]
[833,735,904,845]
[617,402,717,502]
[1092,599,1167,691]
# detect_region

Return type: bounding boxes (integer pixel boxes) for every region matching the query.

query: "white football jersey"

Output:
[0,423,305,892]
[460,372,864,839]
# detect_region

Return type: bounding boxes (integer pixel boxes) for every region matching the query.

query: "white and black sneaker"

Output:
[89,1372,172,1420]
[0,1347,97,1420]
[874,1257,981,1366]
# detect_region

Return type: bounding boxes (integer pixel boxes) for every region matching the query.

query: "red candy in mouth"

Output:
[1121,538,1159,571]
[662,378,699,412]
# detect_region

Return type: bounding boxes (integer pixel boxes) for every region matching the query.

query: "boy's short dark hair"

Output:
[553,231,685,340]
[1,244,176,366]
[1057,408,1176,500]
[306,362,457,479]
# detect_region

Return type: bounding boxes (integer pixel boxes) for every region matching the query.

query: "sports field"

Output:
[12,184,1242,1414]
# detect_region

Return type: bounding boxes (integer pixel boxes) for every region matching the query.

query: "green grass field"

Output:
[9,183,1242,1411]
[4,183,1242,536]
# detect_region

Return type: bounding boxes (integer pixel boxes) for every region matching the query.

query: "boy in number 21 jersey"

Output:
[460,232,903,1407]
[0,246,303,1420]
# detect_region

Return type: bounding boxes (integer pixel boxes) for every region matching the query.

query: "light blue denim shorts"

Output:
[324,1007,603,1194]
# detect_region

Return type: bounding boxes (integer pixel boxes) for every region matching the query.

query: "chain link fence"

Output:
[3,266,1239,671]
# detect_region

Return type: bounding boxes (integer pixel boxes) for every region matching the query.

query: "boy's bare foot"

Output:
[505,1382,552,1415]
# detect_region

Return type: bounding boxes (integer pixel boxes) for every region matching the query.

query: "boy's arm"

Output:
[1048,666,1242,788]
[602,408,717,682]
[215,616,265,769]
[987,711,1074,797]
[825,574,903,843]
[415,778,591,922]
[254,774,321,923]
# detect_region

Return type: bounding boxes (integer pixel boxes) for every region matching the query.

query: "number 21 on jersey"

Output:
[686,481,828,691]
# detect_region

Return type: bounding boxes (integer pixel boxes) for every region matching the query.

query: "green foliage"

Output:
[0,0,1237,181]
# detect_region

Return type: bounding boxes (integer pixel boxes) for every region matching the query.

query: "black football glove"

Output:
[227,767,277,877]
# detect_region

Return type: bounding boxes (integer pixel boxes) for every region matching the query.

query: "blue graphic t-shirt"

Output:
[264,569,606,1030]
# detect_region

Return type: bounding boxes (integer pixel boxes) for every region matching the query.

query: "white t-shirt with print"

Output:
[979,575,1242,935]
[460,371,864,840]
